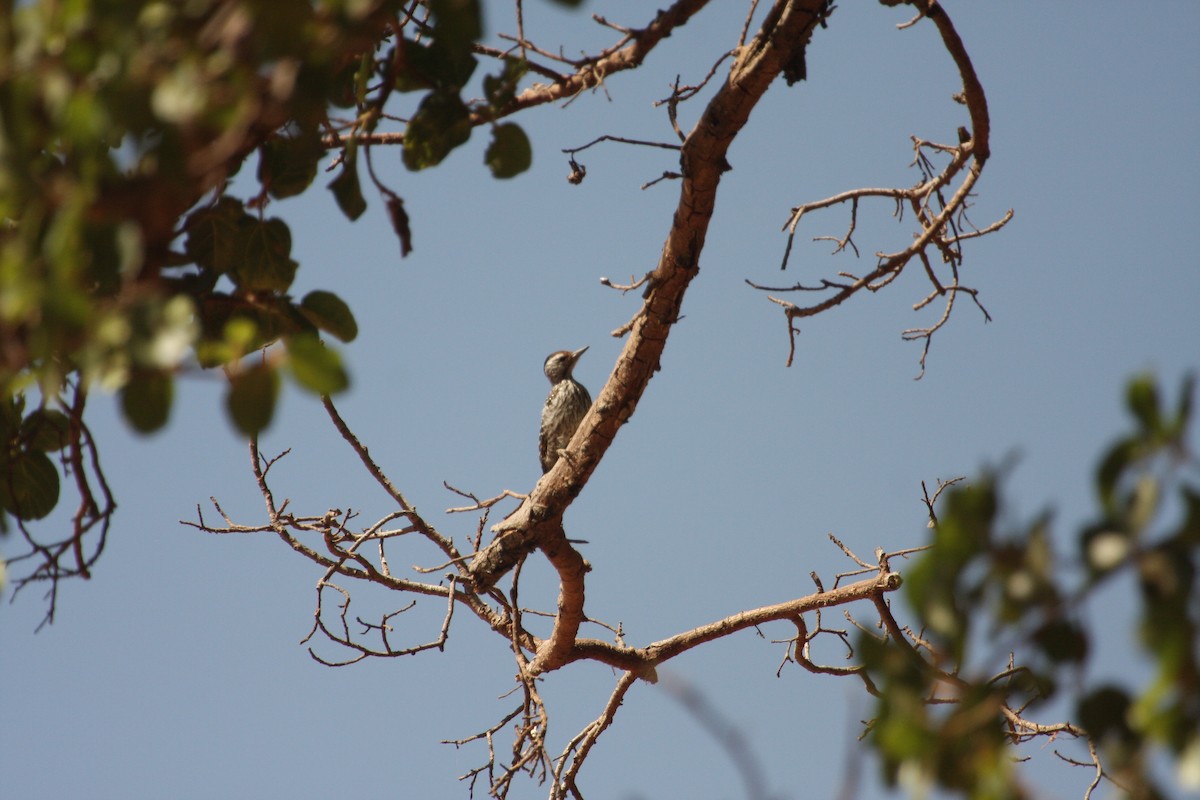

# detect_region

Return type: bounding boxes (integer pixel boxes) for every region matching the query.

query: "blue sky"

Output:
[3,3,1199,798]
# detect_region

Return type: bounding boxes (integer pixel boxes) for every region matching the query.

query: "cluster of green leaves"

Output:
[392,4,534,176]
[0,396,70,527]
[0,1,391,539]
[0,0,554,533]
[863,374,1199,797]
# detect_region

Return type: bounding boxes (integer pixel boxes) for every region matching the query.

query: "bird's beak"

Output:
[570,346,589,364]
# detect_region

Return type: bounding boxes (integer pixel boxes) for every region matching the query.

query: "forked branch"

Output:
[748,1,1012,375]
[6,381,115,631]
[173,3,1107,798]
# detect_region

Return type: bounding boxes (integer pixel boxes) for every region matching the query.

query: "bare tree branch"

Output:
[747,2,1011,372]
[468,0,836,594]
[7,382,115,631]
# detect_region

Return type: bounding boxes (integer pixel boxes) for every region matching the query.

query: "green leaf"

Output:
[0,450,60,520]
[396,39,478,93]
[121,371,174,433]
[227,365,279,436]
[1078,686,1135,743]
[430,0,482,46]
[1126,374,1161,435]
[1125,473,1160,534]
[326,53,369,108]
[258,131,324,200]
[1004,667,1057,709]
[298,290,358,342]
[935,479,997,562]
[1032,619,1089,663]
[329,157,368,221]
[83,221,124,296]
[287,334,348,395]
[904,480,998,657]
[22,409,72,452]
[1178,486,1200,547]
[402,91,472,171]
[485,123,532,179]
[185,197,250,275]
[1096,436,1137,512]
[1023,513,1056,583]
[230,218,298,292]
[195,306,260,368]
[394,41,437,93]
[1,396,25,441]
[1170,372,1195,440]
[483,57,528,110]
[926,686,1010,792]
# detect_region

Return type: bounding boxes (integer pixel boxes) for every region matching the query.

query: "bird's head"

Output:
[543,346,588,384]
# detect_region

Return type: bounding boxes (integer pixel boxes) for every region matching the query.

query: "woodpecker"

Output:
[539,346,591,473]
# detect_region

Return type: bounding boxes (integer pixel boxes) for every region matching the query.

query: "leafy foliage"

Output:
[862,374,1200,797]
[4,2,1194,797]
[486,122,533,179]
[0,397,67,523]
[0,0,534,542]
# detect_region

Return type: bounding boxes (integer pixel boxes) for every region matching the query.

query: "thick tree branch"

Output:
[562,569,901,674]
[493,2,713,119]
[468,0,833,598]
